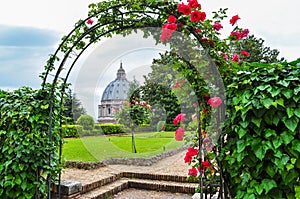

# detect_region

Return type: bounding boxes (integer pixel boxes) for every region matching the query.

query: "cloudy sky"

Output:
[0,0,299,118]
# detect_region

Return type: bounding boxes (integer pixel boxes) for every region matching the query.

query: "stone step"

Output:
[80,178,198,199]
[127,178,198,194]
[81,173,121,194]
[81,179,128,199]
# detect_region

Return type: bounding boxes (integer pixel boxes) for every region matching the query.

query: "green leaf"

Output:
[237,140,247,153]
[270,87,281,97]
[277,80,290,87]
[265,129,276,138]
[237,127,247,138]
[273,136,283,149]
[292,140,300,153]
[261,179,277,194]
[282,89,293,99]
[252,144,266,160]
[280,131,294,145]
[282,116,299,132]
[286,107,294,118]
[251,117,262,128]
[40,104,49,109]
[286,163,294,171]
[276,98,285,107]
[257,84,270,91]
[261,98,273,109]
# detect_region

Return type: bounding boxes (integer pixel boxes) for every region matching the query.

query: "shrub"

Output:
[76,114,94,130]
[62,125,83,138]
[94,123,126,135]
[0,87,60,198]
[222,60,300,198]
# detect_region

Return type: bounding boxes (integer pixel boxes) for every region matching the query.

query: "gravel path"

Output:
[61,150,194,198]
[61,150,190,185]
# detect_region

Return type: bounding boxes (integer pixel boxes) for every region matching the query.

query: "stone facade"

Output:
[98,62,130,123]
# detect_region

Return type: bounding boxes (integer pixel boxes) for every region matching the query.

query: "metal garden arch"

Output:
[40,1,227,198]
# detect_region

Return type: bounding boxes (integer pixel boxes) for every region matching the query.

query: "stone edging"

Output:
[65,144,192,170]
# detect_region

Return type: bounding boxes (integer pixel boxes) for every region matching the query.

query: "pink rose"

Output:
[213,22,223,31]
[232,53,240,62]
[175,127,185,141]
[173,113,186,125]
[207,97,222,107]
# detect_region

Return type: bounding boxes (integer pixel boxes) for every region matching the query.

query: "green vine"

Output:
[223,59,300,198]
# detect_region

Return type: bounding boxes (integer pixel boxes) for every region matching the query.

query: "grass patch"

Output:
[62,132,185,162]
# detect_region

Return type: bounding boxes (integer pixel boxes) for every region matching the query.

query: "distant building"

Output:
[98,62,131,123]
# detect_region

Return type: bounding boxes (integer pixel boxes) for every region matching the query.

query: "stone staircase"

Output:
[53,172,199,199]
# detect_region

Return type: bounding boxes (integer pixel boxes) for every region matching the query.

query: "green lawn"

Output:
[62,132,185,162]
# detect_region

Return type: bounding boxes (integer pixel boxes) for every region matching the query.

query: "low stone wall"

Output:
[65,144,191,170]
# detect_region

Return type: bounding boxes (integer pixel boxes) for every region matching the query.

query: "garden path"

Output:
[61,150,190,185]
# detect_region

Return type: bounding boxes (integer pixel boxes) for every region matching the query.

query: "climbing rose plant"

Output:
[159,0,250,186]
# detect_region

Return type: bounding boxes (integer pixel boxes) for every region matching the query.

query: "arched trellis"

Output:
[40,1,228,198]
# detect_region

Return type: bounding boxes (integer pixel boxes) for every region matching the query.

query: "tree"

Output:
[76,114,94,130]
[233,34,285,63]
[63,89,86,123]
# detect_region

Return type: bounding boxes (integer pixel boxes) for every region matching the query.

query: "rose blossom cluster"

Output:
[159,0,250,64]
[172,96,222,176]
[160,15,178,42]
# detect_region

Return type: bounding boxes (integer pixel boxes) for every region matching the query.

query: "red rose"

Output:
[178,3,191,15]
[188,0,201,8]
[241,50,250,57]
[188,168,198,177]
[207,97,222,107]
[166,23,177,31]
[160,23,177,42]
[190,10,206,22]
[175,127,185,141]
[184,153,193,163]
[230,31,242,40]
[199,160,212,172]
[213,22,223,31]
[187,148,198,156]
[167,15,177,23]
[173,113,186,125]
[232,53,240,62]
[241,29,249,38]
[230,15,240,26]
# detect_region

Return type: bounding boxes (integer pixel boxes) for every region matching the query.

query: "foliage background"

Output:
[223,60,300,198]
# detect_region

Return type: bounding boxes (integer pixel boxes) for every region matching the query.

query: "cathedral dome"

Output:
[101,63,130,101]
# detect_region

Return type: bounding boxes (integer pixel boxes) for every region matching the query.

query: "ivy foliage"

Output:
[0,87,60,198]
[223,59,300,199]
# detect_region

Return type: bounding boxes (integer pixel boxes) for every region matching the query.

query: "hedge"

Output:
[94,123,126,135]
[222,59,300,198]
[62,125,83,138]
